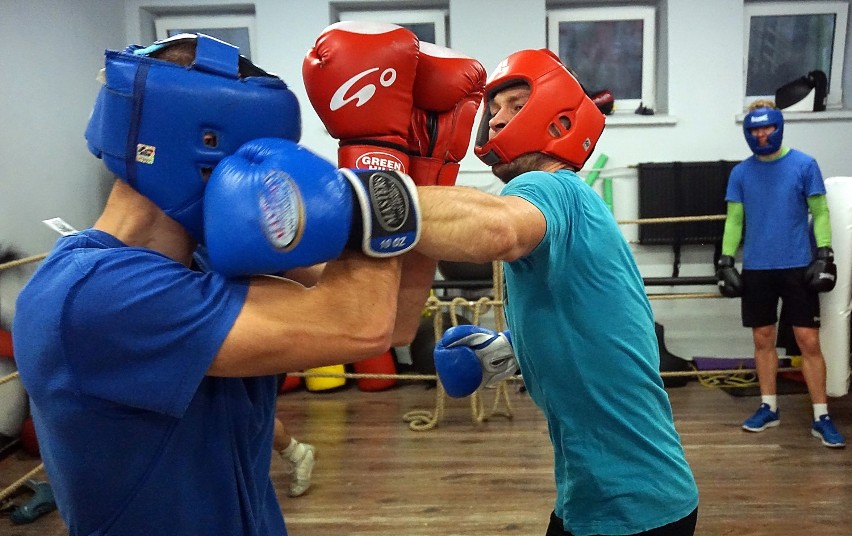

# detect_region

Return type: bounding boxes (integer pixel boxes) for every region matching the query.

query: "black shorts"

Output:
[741,268,820,328]
[545,507,698,536]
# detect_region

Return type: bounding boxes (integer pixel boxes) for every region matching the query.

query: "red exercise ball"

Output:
[0,328,13,359]
[281,374,302,393]
[353,350,397,392]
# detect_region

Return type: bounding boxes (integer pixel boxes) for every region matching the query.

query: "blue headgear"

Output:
[743,107,784,155]
[85,33,301,241]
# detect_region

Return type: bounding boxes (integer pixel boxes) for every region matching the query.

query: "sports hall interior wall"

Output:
[2,0,851,363]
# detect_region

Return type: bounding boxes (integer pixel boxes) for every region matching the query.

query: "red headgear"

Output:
[474,49,605,170]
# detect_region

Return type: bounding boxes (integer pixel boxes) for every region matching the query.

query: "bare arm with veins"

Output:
[414,186,546,263]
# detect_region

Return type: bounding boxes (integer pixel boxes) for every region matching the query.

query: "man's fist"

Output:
[715,255,743,298]
[805,247,837,293]
[203,138,421,278]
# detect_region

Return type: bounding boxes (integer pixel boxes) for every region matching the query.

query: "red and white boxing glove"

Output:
[407,42,486,186]
[303,21,419,172]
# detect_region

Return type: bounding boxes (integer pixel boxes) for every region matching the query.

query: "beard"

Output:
[492,153,561,184]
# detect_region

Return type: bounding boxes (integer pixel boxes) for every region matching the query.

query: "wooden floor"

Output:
[1,379,850,536]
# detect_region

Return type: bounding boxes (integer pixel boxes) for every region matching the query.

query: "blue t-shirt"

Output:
[501,171,698,536]
[13,229,286,536]
[726,148,825,269]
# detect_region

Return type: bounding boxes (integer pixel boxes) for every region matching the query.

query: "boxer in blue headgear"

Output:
[13,34,429,536]
[742,105,784,156]
[718,99,845,449]
[84,33,301,241]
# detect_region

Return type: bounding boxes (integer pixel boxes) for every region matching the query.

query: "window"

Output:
[337,9,448,46]
[744,2,848,109]
[548,6,657,115]
[154,14,256,60]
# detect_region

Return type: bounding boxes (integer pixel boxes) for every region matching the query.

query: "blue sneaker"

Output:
[742,403,780,432]
[811,415,846,448]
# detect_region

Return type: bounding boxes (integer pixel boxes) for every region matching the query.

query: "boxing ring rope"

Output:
[0,463,44,503]
[0,253,47,272]
[287,363,803,380]
[648,293,721,300]
[616,214,727,226]
[0,370,20,386]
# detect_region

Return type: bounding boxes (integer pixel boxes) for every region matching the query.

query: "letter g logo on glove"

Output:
[330,67,398,111]
[303,21,420,171]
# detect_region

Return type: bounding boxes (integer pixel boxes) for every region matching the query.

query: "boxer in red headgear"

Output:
[411,49,700,536]
[474,48,604,176]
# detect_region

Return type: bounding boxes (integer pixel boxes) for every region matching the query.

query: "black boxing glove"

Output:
[804,247,837,293]
[716,255,743,298]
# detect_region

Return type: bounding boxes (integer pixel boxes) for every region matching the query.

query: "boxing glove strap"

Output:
[340,169,421,257]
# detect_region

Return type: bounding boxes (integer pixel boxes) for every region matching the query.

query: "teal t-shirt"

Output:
[501,170,698,535]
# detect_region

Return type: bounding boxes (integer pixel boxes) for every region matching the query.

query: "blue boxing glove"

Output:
[434,325,518,398]
[203,138,421,278]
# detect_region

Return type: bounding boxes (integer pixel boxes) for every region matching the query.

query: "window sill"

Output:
[735,109,852,123]
[604,114,678,126]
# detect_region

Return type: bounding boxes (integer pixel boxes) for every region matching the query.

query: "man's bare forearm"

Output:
[415,186,544,262]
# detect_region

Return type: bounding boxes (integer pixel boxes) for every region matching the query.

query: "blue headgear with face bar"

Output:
[85,33,301,241]
[743,107,784,155]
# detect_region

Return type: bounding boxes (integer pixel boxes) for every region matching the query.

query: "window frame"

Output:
[336,9,448,46]
[154,14,257,60]
[743,1,848,109]
[547,5,657,115]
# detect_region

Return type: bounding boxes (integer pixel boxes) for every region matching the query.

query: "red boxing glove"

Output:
[303,21,420,172]
[407,42,486,186]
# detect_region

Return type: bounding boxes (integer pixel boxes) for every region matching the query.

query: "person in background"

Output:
[274,374,315,498]
[716,99,844,448]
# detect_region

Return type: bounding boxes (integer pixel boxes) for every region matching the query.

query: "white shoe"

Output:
[283,442,315,497]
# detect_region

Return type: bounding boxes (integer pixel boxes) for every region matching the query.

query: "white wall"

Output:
[0,1,126,253]
[0,0,125,328]
[2,0,851,360]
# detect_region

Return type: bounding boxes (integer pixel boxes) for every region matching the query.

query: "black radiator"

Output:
[637,160,739,245]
